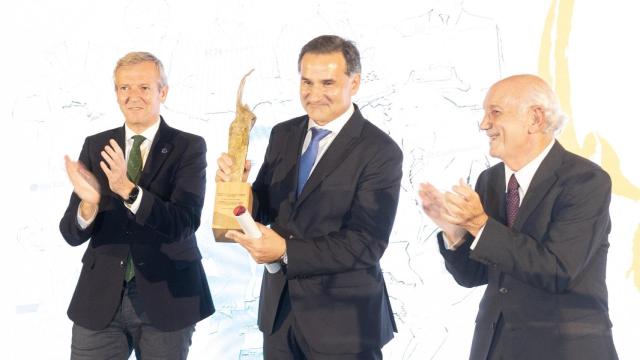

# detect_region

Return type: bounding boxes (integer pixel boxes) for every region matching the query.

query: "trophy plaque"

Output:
[212,69,256,242]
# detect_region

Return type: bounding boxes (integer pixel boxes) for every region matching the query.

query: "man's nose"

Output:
[306,84,323,101]
[479,114,490,130]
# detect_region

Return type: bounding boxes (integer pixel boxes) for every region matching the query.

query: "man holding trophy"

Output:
[216,35,403,359]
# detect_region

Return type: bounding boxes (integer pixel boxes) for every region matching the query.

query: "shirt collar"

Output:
[125,118,161,144]
[505,139,555,194]
[307,103,354,134]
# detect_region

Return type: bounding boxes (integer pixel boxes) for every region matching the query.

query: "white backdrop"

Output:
[4,0,639,359]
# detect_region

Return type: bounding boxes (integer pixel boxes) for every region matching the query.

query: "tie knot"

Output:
[131,135,146,147]
[508,174,519,192]
[309,127,331,143]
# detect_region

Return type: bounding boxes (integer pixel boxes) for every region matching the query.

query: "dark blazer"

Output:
[252,105,402,354]
[439,142,617,360]
[59,118,214,332]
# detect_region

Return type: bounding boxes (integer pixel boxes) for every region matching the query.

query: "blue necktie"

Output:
[297,127,331,196]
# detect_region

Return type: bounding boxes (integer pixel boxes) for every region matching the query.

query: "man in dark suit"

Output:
[60,52,213,359]
[420,74,617,360]
[217,35,402,359]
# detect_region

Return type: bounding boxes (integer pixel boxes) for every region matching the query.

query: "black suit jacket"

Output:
[252,105,402,354]
[59,118,214,332]
[439,142,617,359]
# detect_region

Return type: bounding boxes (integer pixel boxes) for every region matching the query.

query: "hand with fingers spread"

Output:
[216,152,251,182]
[419,181,467,244]
[99,139,136,199]
[64,155,101,220]
[442,179,488,237]
[225,223,286,264]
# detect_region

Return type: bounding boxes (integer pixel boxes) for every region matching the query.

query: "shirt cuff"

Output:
[469,225,486,250]
[76,202,97,230]
[442,232,465,251]
[124,187,143,213]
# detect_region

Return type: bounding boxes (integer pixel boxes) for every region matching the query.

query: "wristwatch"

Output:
[124,186,140,205]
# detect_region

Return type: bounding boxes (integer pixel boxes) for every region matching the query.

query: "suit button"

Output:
[499,287,508,294]
[119,260,125,268]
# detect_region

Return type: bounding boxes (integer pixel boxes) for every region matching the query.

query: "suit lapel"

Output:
[512,141,564,229]
[138,117,175,189]
[295,107,365,206]
[283,119,308,205]
[114,126,126,154]
[486,165,506,224]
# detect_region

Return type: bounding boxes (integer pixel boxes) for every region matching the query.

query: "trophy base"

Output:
[212,182,253,242]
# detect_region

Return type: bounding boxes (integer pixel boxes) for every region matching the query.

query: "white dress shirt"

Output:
[300,103,354,171]
[77,119,161,228]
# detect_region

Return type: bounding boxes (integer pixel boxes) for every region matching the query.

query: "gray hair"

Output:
[113,51,168,89]
[525,81,568,135]
[298,35,361,76]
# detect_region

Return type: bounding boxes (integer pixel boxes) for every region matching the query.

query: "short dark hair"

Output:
[297,35,361,76]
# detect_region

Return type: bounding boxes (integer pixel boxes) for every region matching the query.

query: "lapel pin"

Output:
[161,147,168,154]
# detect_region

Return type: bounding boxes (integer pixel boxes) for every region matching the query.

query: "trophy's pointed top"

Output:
[236,69,255,109]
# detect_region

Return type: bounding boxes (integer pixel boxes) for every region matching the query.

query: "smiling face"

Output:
[480,77,552,170]
[115,61,167,132]
[299,52,360,125]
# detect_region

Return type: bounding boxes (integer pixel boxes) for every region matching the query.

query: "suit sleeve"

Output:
[470,167,612,293]
[281,141,403,278]
[437,231,489,288]
[252,130,275,223]
[133,136,207,241]
[59,138,97,246]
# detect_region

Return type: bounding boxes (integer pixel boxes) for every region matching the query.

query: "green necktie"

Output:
[124,135,145,282]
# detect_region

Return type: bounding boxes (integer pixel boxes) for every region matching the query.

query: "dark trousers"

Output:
[70,279,195,360]
[263,286,383,360]
[485,315,618,360]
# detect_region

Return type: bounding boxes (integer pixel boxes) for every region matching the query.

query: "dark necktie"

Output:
[506,173,520,227]
[124,135,145,282]
[297,127,331,196]
[127,135,146,184]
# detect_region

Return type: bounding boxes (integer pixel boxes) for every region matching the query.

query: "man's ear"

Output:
[528,106,546,134]
[160,85,169,103]
[350,73,361,96]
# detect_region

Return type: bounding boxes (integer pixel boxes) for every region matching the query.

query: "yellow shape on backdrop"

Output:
[538,0,640,289]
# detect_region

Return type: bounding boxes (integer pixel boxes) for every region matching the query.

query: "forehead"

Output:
[300,52,347,76]
[483,82,518,110]
[115,62,160,83]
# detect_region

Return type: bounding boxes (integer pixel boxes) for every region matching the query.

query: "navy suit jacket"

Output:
[439,142,617,360]
[252,105,402,354]
[60,118,214,331]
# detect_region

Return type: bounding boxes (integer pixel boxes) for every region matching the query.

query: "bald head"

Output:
[489,74,566,134]
[480,74,566,170]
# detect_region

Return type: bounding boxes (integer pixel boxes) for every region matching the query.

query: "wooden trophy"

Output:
[212,69,256,242]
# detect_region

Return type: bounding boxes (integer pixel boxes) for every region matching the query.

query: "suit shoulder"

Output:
[559,149,611,186]
[271,115,307,133]
[361,119,402,155]
[172,128,206,145]
[477,162,503,182]
[85,126,121,142]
